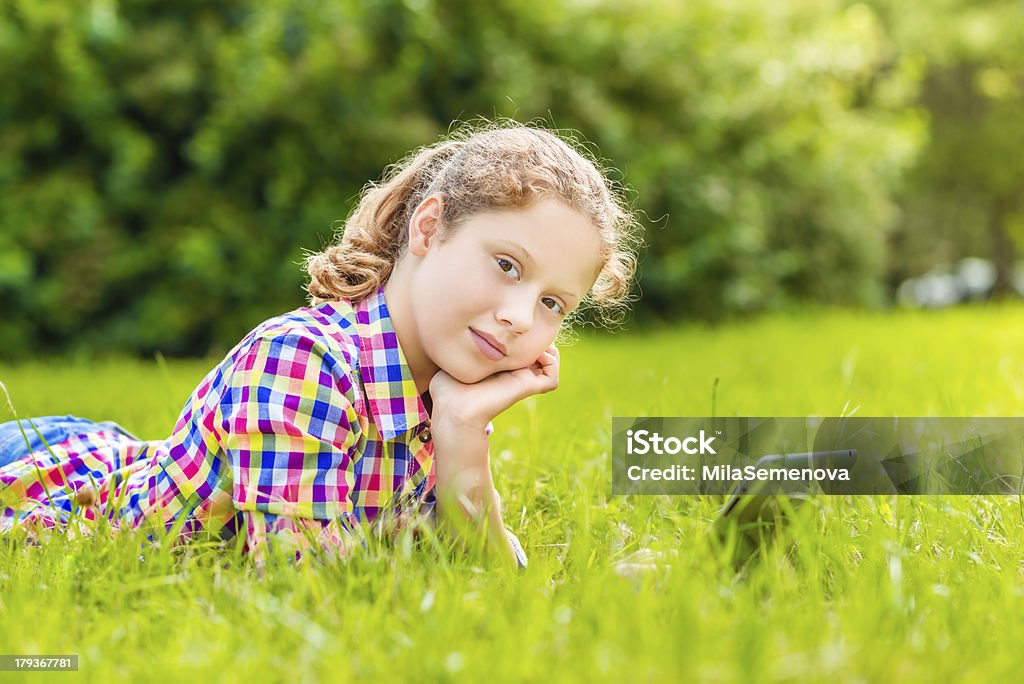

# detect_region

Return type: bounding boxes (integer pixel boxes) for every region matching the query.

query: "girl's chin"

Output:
[441,359,506,385]
[449,368,494,385]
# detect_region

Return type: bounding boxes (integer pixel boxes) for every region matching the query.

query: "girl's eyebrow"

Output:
[495,239,581,304]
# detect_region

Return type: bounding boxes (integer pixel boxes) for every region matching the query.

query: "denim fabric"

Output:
[0,415,140,469]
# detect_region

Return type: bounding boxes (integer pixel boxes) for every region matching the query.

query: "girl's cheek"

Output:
[506,351,535,370]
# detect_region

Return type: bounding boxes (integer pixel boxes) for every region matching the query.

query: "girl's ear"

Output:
[408,195,444,257]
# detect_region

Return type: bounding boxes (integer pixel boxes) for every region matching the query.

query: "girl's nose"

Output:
[497,293,535,334]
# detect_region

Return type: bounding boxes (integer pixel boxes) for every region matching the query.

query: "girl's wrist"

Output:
[431,409,491,436]
[431,413,494,517]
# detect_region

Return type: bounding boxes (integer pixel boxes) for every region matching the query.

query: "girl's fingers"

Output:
[535,344,559,367]
[531,352,559,392]
[508,363,557,395]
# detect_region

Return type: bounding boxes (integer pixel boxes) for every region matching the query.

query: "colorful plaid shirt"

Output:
[0,286,459,561]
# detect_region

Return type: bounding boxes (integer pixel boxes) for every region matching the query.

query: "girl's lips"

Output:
[470,329,506,361]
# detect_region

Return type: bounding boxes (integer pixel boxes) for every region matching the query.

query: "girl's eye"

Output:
[497,255,569,317]
[542,297,565,315]
[497,257,520,280]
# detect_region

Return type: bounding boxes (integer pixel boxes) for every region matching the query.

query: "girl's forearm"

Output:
[430,415,518,567]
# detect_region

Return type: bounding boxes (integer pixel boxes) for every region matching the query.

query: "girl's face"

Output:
[392,196,604,389]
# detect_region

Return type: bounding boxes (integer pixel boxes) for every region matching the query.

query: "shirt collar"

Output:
[351,285,430,441]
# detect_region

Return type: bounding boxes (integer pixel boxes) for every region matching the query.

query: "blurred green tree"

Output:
[875,0,1024,296]
[0,0,939,357]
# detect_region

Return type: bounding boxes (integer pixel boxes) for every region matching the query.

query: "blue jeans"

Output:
[0,415,140,469]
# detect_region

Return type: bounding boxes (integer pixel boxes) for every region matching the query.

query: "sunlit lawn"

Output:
[2,301,1024,682]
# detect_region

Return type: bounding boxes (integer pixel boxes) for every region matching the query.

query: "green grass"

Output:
[3,301,1024,682]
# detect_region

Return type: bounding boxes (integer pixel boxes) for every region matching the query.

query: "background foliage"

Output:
[0,0,1021,358]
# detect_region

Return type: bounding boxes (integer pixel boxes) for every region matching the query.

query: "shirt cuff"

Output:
[505,527,528,569]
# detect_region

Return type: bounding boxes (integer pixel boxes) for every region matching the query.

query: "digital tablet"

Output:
[710,449,859,565]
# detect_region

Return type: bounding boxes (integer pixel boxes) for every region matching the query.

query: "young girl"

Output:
[0,122,640,568]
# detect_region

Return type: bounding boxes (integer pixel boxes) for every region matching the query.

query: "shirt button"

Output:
[75,486,97,507]
[418,427,431,443]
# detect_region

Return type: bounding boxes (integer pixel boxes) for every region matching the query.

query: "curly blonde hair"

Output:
[305,120,642,328]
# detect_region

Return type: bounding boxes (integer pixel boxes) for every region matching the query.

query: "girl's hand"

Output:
[429,344,559,431]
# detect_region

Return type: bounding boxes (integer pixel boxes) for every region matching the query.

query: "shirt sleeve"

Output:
[219,332,362,563]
